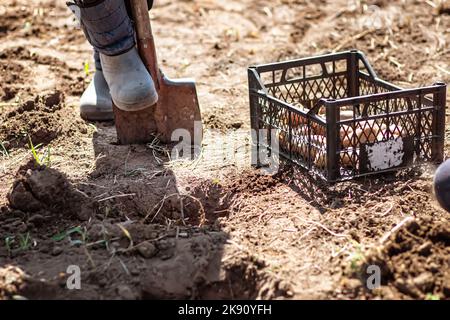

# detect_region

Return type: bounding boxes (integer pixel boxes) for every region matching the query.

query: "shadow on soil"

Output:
[275,160,431,214]
[0,122,271,300]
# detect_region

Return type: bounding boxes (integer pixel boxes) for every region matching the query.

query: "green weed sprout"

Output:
[4,233,32,256]
[88,123,98,132]
[28,136,51,167]
[425,293,440,300]
[84,61,90,77]
[0,141,9,158]
[18,233,31,250]
[348,241,365,272]
[52,226,87,246]
[24,21,32,32]
[46,145,51,167]
[5,236,14,254]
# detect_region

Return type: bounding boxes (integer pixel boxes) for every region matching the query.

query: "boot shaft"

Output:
[71,0,153,11]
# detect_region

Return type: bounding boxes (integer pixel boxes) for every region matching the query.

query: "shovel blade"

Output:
[113,103,157,145]
[154,75,203,146]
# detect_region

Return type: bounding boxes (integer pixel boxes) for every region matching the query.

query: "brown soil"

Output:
[0,164,281,299]
[0,46,86,100]
[0,0,449,300]
[338,216,450,300]
[7,163,94,220]
[0,91,87,149]
[0,60,28,102]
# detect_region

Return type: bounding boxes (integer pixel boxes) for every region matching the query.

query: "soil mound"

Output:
[7,165,95,221]
[340,217,450,300]
[0,91,86,149]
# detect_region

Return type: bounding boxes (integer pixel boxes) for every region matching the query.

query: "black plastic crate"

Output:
[248,50,447,182]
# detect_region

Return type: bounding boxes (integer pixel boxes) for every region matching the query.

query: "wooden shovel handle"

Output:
[129,0,160,88]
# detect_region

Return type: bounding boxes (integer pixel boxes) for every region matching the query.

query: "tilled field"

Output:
[0,0,449,299]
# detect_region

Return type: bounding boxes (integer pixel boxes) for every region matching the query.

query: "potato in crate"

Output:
[248,50,447,182]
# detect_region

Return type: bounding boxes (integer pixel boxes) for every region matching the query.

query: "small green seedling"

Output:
[348,241,365,272]
[88,123,98,132]
[18,233,31,250]
[46,145,51,166]
[23,21,32,32]
[4,233,32,255]
[425,293,440,301]
[52,226,87,246]
[28,136,51,167]
[350,252,364,271]
[28,136,40,164]
[84,61,90,77]
[5,236,14,254]
[0,141,9,158]
[117,224,133,250]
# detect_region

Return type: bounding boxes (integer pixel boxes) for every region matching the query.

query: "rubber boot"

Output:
[68,0,158,112]
[100,47,158,111]
[79,50,113,121]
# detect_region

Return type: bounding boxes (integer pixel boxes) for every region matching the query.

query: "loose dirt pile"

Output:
[0,164,286,300]
[0,91,87,149]
[339,216,450,300]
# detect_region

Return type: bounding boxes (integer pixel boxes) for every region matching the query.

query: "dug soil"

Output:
[339,216,450,300]
[0,0,449,299]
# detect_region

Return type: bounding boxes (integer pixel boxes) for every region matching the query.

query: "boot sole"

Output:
[112,92,158,112]
[80,109,114,121]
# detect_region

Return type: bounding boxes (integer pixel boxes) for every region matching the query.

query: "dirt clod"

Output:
[117,285,137,300]
[0,91,86,150]
[51,246,63,257]
[7,166,95,221]
[136,241,158,259]
[340,217,450,300]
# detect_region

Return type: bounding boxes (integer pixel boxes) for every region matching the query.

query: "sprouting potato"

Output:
[312,122,326,136]
[355,120,387,144]
[278,126,308,149]
[340,110,355,120]
[278,130,289,151]
[291,135,326,159]
[284,112,308,126]
[340,125,354,147]
[314,153,326,168]
[292,124,309,136]
[388,124,405,137]
[316,108,354,120]
[314,148,359,169]
[280,115,406,167]
[341,150,358,168]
